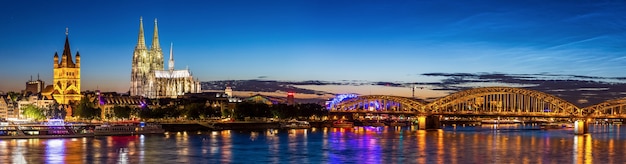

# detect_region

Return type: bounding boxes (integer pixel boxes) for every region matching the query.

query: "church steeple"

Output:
[168,42,174,71]
[60,27,75,68]
[152,18,161,51]
[135,17,146,50]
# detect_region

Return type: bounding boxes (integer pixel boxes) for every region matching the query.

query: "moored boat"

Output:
[481,119,522,124]
[0,124,94,139]
[388,121,408,126]
[540,123,562,129]
[281,120,311,129]
[332,120,354,128]
[94,122,164,136]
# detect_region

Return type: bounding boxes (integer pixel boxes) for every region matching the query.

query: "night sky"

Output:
[1,0,625,93]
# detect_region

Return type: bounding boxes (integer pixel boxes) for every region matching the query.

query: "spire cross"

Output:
[65,27,69,36]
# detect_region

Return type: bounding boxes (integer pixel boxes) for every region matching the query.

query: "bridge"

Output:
[327,87,626,134]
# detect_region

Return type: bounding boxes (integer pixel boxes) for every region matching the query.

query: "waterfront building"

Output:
[1,95,20,119]
[0,93,56,120]
[245,94,287,105]
[89,90,147,120]
[130,17,201,99]
[0,96,13,119]
[180,92,242,116]
[52,29,81,105]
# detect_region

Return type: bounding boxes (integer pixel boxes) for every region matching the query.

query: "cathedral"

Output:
[52,29,82,105]
[130,17,201,99]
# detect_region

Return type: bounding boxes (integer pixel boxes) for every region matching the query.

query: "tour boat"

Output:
[94,123,164,136]
[0,124,94,139]
[281,120,311,129]
[332,120,354,128]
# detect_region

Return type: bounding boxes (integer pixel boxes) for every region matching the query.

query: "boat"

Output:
[332,120,354,128]
[388,121,407,127]
[94,122,164,136]
[281,120,311,129]
[540,123,562,129]
[0,124,94,139]
[370,122,385,127]
[481,119,521,124]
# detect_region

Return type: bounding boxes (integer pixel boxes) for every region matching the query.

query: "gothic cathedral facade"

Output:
[130,17,201,99]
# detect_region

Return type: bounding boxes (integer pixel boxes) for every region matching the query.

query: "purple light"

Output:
[327,94,358,109]
[140,101,147,108]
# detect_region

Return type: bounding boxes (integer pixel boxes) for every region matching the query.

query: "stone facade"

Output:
[52,29,81,105]
[130,17,200,99]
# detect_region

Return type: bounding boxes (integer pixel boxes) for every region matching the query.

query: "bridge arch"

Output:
[583,98,626,118]
[426,87,581,117]
[330,95,426,114]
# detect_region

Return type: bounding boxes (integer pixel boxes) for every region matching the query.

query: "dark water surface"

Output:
[1,124,624,164]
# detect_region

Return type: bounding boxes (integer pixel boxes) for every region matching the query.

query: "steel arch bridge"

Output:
[425,87,581,117]
[327,87,626,118]
[582,98,626,119]
[330,95,426,115]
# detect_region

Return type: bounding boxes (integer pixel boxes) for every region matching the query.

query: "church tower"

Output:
[131,17,150,97]
[150,18,164,71]
[52,28,81,105]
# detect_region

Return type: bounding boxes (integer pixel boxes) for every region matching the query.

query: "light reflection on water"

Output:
[0,125,625,163]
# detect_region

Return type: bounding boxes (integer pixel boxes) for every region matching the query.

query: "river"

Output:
[0,124,624,163]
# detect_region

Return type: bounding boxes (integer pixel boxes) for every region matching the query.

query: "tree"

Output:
[235,102,271,119]
[184,103,203,119]
[22,104,45,121]
[46,103,66,119]
[112,106,132,119]
[74,97,101,120]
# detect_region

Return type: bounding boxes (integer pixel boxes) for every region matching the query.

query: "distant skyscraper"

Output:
[24,75,45,94]
[287,91,295,105]
[52,28,81,105]
[130,17,201,99]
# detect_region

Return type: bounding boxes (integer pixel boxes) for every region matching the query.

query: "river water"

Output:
[0,124,624,164]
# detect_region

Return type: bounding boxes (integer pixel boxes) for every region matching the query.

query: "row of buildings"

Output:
[1,18,299,121]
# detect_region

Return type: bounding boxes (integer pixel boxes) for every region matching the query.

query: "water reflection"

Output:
[45,139,65,164]
[1,125,626,163]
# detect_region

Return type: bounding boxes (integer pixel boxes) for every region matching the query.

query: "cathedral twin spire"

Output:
[134,16,168,71]
[130,17,200,98]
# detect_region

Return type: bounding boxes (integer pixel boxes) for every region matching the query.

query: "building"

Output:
[130,17,201,99]
[24,75,45,94]
[245,94,287,106]
[52,29,81,105]
[287,91,295,105]
[0,94,56,120]
[90,90,147,120]
[0,96,12,119]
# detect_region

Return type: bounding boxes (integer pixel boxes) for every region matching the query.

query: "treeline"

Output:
[135,102,328,121]
[71,96,328,121]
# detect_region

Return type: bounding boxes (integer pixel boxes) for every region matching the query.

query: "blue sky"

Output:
[1,0,625,93]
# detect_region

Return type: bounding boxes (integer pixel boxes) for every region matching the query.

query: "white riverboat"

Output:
[94,122,164,136]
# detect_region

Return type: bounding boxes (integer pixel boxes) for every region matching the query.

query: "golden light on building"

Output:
[52,28,82,105]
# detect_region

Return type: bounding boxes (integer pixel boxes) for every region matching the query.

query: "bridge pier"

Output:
[417,115,442,130]
[574,119,590,135]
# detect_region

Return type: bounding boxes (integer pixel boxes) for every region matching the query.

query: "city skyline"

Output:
[2,0,626,93]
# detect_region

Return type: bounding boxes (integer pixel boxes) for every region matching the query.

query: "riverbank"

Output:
[161,121,331,131]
